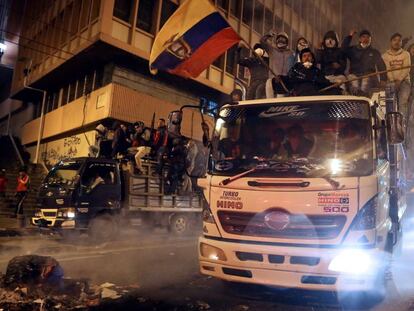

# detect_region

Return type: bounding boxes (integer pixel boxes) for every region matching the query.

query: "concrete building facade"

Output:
[4,0,346,166]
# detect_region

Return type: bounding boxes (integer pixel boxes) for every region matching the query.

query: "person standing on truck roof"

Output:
[15,168,30,217]
[153,118,169,176]
[382,33,412,118]
[288,37,310,70]
[288,48,335,96]
[89,124,108,158]
[237,43,268,100]
[260,31,292,98]
[342,29,387,95]
[316,30,347,92]
[133,121,152,175]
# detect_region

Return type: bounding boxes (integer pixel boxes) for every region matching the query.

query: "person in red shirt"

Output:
[0,169,7,199]
[15,168,30,216]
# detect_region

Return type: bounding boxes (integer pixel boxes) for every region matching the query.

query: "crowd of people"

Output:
[238,29,413,108]
[89,117,189,195]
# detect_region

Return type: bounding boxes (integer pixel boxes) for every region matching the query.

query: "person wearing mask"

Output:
[342,29,387,95]
[238,43,269,100]
[15,168,30,216]
[288,37,310,70]
[288,48,335,96]
[260,31,292,98]
[316,30,347,91]
[111,122,128,158]
[152,118,169,175]
[382,33,412,118]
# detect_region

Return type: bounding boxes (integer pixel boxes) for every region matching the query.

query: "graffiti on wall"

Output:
[27,131,95,167]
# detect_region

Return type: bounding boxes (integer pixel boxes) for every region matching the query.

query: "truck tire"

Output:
[89,214,119,242]
[169,214,191,236]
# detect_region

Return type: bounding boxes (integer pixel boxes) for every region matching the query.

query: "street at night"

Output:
[2,0,414,310]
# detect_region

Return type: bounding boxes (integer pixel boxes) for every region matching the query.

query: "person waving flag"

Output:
[149,0,241,78]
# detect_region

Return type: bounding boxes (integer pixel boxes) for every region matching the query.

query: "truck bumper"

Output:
[31,217,76,229]
[199,236,386,292]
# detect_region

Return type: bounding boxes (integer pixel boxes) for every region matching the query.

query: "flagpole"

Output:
[239,38,290,94]
[319,65,414,93]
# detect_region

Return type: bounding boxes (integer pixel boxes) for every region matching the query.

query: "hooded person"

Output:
[288,37,310,70]
[288,48,337,96]
[382,33,411,118]
[342,29,387,95]
[316,30,347,90]
[237,43,269,99]
[260,31,292,98]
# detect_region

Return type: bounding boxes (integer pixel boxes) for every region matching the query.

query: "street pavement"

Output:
[1,223,414,311]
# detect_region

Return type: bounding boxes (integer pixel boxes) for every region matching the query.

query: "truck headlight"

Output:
[67,211,75,218]
[34,211,42,217]
[350,196,377,231]
[200,243,227,261]
[202,197,216,224]
[328,249,372,275]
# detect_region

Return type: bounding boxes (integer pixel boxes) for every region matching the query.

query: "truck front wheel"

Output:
[169,214,191,236]
[89,214,119,242]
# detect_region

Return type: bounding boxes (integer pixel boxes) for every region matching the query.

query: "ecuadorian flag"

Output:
[149,0,241,78]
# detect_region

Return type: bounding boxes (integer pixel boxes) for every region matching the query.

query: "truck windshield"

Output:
[211,101,373,178]
[45,162,82,186]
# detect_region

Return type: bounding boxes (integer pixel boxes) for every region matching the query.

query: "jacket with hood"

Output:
[342,35,387,81]
[287,37,309,71]
[382,48,411,83]
[316,31,347,76]
[260,32,292,78]
[237,44,269,81]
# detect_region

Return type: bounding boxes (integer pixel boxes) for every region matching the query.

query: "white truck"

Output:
[198,90,406,298]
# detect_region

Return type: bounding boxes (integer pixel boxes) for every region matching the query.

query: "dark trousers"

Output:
[15,191,27,215]
[155,147,166,174]
[166,163,185,194]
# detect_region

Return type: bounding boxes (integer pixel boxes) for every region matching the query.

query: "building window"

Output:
[80,0,92,29]
[68,81,77,103]
[62,3,73,44]
[242,0,253,26]
[76,77,86,99]
[62,85,69,106]
[264,8,273,33]
[85,72,94,95]
[217,0,229,10]
[113,0,133,23]
[71,0,82,35]
[229,0,241,18]
[91,0,101,21]
[274,15,283,31]
[136,0,155,33]
[212,54,225,70]
[253,1,264,34]
[94,68,104,89]
[226,46,237,74]
[160,0,178,28]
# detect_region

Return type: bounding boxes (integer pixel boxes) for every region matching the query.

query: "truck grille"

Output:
[218,211,346,239]
[42,211,57,217]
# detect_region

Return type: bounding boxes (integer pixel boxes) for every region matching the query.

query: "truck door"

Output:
[78,162,122,212]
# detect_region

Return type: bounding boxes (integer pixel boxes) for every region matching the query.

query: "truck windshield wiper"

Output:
[219,161,273,186]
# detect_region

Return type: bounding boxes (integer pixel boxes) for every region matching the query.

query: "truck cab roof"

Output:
[225,95,375,108]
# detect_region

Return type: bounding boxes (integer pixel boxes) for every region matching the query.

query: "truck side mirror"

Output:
[386,112,404,145]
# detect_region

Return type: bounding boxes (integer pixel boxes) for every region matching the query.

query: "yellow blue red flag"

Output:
[149,0,241,78]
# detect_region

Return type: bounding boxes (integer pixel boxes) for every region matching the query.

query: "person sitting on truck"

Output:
[284,124,314,158]
[88,124,108,158]
[134,121,153,175]
[152,118,169,175]
[111,122,128,158]
[288,48,336,96]
[342,29,387,95]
